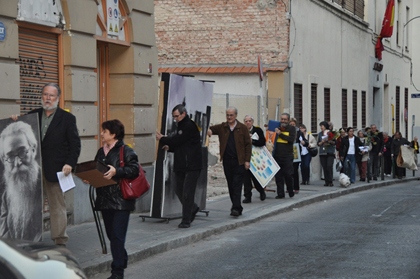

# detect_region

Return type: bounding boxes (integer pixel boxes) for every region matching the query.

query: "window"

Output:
[405,88,408,138]
[352,90,357,128]
[332,0,365,18]
[311,84,318,134]
[342,89,348,129]
[294,83,303,126]
[396,86,400,133]
[324,88,331,124]
[361,91,366,128]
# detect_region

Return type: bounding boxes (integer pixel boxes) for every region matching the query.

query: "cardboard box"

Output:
[75,160,116,188]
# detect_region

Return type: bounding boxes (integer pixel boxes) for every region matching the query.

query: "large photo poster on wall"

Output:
[151,73,213,219]
[0,114,42,241]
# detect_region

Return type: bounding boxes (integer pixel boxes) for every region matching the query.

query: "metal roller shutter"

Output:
[16,28,59,115]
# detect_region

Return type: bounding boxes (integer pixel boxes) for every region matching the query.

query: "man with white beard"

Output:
[0,121,42,241]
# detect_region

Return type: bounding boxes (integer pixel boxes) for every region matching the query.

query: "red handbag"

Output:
[119,145,150,200]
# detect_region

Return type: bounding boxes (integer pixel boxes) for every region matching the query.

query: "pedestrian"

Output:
[339,127,362,184]
[318,121,336,186]
[242,115,266,203]
[156,104,202,228]
[298,124,317,185]
[93,119,139,279]
[335,128,346,174]
[367,124,383,180]
[391,131,410,179]
[411,136,419,165]
[357,130,371,181]
[207,107,251,217]
[382,131,393,176]
[289,118,301,193]
[14,83,81,247]
[273,113,296,198]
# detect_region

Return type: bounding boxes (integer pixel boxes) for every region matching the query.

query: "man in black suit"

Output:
[242,115,266,203]
[29,83,81,246]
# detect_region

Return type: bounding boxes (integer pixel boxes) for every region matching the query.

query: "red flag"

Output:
[375,0,395,60]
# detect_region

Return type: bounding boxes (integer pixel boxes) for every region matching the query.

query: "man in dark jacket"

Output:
[274,113,296,198]
[242,115,266,203]
[156,104,202,228]
[29,83,81,246]
[367,124,383,180]
[391,131,410,179]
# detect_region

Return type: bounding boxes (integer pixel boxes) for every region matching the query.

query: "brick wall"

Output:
[155,0,290,66]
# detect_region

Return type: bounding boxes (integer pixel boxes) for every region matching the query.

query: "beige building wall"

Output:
[0,0,158,222]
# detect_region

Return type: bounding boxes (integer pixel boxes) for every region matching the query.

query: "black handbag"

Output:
[308,147,318,157]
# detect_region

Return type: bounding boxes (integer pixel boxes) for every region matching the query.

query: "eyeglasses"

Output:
[42,93,58,99]
[3,148,29,164]
[226,114,235,117]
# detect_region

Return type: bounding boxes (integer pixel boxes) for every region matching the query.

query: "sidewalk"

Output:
[43,175,418,278]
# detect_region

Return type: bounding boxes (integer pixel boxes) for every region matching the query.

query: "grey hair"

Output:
[243,115,254,121]
[0,121,38,159]
[226,106,238,115]
[42,83,61,97]
[172,104,187,114]
[281,113,290,120]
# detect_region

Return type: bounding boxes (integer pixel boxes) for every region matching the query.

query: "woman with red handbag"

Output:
[94,119,139,279]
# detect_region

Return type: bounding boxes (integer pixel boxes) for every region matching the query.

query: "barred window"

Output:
[324,88,331,125]
[396,86,400,133]
[405,88,408,138]
[361,91,366,128]
[352,90,357,129]
[342,89,348,129]
[294,83,303,126]
[311,84,318,134]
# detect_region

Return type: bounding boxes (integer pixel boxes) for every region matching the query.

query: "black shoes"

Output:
[191,206,200,223]
[243,198,251,203]
[275,195,285,199]
[289,192,295,198]
[107,274,123,279]
[373,177,378,181]
[230,209,242,217]
[178,222,190,228]
[260,191,266,201]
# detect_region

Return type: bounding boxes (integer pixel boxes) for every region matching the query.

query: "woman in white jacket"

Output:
[298,124,317,185]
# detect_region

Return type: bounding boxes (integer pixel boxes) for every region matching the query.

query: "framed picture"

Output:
[293,143,301,163]
[250,146,280,187]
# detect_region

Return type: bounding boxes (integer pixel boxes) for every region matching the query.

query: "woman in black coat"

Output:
[94,119,139,279]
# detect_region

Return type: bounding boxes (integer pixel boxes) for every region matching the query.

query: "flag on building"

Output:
[375,0,395,61]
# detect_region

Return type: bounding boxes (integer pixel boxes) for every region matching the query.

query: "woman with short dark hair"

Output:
[94,119,139,279]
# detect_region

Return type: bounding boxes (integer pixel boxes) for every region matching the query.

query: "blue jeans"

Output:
[344,154,356,183]
[102,209,130,277]
[300,153,312,183]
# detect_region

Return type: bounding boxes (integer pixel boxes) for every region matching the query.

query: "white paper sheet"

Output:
[251,132,259,140]
[57,172,76,192]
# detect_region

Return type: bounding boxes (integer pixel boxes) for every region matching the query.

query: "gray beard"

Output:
[4,162,40,237]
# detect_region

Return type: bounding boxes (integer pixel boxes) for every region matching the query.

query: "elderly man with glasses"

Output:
[0,121,42,241]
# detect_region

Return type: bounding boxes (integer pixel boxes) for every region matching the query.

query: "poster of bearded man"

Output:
[0,114,42,241]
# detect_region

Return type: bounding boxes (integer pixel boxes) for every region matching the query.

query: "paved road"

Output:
[91,180,420,279]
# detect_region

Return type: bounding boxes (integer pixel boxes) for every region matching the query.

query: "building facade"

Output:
[0,0,158,224]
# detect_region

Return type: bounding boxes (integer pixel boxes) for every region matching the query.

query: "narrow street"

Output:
[92,180,420,279]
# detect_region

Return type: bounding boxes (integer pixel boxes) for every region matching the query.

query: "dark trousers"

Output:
[300,153,311,183]
[383,153,392,175]
[293,162,300,191]
[320,154,335,184]
[274,155,294,197]
[174,170,200,224]
[243,169,264,199]
[223,157,245,213]
[368,152,379,178]
[102,209,130,277]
